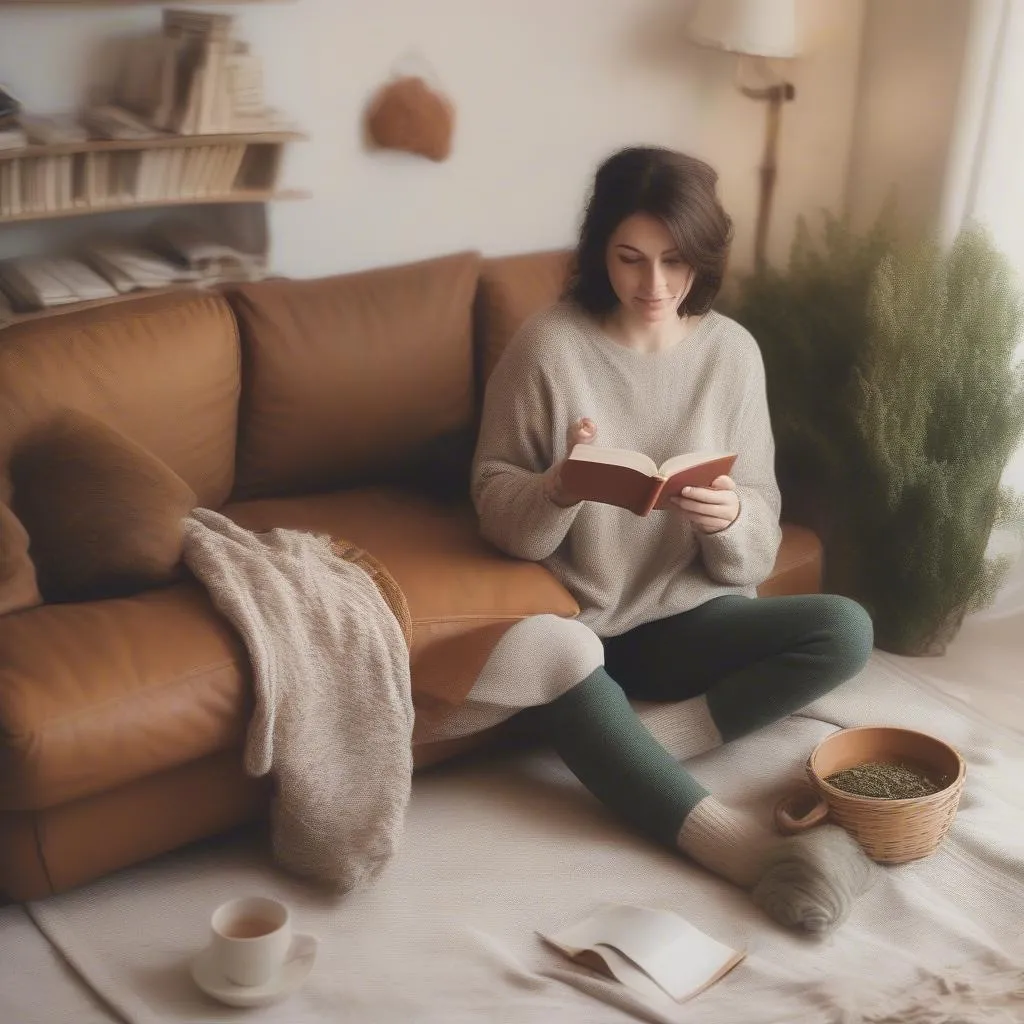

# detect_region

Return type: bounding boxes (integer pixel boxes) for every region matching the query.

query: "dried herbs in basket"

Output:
[825,761,950,799]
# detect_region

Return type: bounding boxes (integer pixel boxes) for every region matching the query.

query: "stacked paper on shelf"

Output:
[0,257,118,310]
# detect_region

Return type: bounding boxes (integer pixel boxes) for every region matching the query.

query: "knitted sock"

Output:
[633,695,723,761]
[675,795,774,888]
[677,796,876,933]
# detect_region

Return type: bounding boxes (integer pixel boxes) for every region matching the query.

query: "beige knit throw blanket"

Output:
[180,508,414,893]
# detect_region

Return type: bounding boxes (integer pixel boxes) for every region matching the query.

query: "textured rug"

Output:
[18,637,1024,1024]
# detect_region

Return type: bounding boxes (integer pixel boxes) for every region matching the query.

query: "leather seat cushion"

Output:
[0,487,579,813]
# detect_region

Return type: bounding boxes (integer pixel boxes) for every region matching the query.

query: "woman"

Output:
[471,146,876,934]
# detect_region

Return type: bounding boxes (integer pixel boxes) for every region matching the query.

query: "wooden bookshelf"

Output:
[0,132,308,224]
[0,6,305,325]
[0,131,306,162]
[0,188,308,224]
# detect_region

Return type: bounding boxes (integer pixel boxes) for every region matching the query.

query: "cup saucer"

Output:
[191,933,318,1008]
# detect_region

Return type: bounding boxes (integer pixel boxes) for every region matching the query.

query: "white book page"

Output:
[657,451,735,478]
[567,445,659,476]
[579,944,674,1003]
[540,903,744,1002]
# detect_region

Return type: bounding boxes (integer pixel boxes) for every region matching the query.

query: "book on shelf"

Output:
[1,154,73,216]
[559,445,738,517]
[142,10,286,136]
[78,247,140,295]
[151,220,264,283]
[0,160,20,217]
[224,43,264,119]
[0,257,118,310]
[0,84,21,131]
[0,128,27,152]
[4,143,253,217]
[164,8,234,43]
[115,35,177,126]
[16,157,39,214]
[157,8,235,132]
[149,37,181,131]
[538,903,745,1005]
[83,242,203,293]
[83,104,165,141]
[160,10,236,135]
[19,113,89,146]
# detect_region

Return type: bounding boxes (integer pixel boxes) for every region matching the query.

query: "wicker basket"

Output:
[774,726,966,864]
[330,539,413,651]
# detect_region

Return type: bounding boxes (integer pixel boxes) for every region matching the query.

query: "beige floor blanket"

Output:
[180,508,415,892]
[6,555,1024,1024]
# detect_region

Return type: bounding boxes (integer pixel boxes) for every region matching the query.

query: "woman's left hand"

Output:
[669,475,739,534]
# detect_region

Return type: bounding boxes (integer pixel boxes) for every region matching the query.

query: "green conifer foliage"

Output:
[730,213,1024,654]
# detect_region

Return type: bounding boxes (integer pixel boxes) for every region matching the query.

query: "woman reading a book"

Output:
[470,146,877,934]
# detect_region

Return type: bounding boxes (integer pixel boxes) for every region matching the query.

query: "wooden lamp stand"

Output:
[740,79,796,272]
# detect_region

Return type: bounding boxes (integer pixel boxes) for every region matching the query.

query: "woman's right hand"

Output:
[543,418,598,507]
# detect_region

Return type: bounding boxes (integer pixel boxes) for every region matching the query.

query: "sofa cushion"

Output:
[0,502,41,616]
[228,252,481,500]
[475,249,572,391]
[10,411,197,602]
[0,290,240,511]
[0,487,579,812]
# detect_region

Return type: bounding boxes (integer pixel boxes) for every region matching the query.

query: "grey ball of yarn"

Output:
[751,825,877,934]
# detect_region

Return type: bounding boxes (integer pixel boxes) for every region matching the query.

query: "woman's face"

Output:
[605,213,694,324]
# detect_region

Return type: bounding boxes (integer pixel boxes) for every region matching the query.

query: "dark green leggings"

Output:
[518,594,874,848]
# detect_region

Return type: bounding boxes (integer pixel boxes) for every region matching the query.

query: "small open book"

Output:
[538,903,745,1004]
[560,445,737,517]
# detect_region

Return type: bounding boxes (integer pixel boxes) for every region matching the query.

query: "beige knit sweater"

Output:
[471,301,782,638]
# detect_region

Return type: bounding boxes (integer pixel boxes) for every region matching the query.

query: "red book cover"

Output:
[560,446,737,517]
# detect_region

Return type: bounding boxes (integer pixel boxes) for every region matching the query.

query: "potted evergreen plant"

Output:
[729,211,1024,655]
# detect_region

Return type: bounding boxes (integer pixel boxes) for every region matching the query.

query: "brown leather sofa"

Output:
[0,249,822,902]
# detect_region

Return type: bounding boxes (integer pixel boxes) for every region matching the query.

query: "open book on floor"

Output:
[538,902,746,1005]
[560,445,737,517]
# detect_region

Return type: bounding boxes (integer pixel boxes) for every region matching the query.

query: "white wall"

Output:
[0,0,865,280]
[941,0,1024,494]
[954,1,1024,272]
[845,0,971,238]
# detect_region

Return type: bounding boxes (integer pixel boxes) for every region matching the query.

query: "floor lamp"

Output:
[687,0,800,272]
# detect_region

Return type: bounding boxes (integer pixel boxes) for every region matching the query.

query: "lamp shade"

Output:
[687,0,800,59]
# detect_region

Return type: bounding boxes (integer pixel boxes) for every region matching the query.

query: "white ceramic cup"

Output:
[209,896,292,987]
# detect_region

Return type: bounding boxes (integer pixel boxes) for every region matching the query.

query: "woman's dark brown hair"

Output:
[564,146,734,317]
